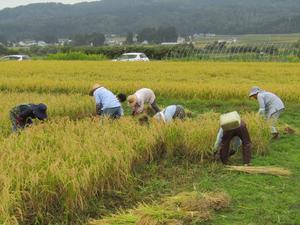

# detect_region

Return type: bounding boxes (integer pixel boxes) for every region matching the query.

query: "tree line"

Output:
[1,0,300,41]
[0,26,178,47]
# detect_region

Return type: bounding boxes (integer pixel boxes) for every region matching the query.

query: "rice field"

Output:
[0,61,297,224]
[0,61,300,101]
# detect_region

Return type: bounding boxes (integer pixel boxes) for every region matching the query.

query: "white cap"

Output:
[249,86,262,97]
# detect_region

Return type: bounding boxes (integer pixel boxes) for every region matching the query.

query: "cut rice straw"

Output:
[226,166,292,176]
[89,192,230,225]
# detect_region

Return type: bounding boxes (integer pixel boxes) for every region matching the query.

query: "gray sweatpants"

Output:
[268,109,284,134]
[150,100,161,113]
[173,105,186,120]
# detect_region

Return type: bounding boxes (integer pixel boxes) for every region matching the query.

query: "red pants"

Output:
[220,121,252,164]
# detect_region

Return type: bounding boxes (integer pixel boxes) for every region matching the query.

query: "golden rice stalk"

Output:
[163,191,230,213]
[226,166,292,176]
[90,192,230,225]
[1,61,300,102]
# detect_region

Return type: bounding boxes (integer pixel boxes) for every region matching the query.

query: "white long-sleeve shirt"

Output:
[257,91,285,118]
[134,88,156,114]
[154,105,181,123]
[163,105,177,122]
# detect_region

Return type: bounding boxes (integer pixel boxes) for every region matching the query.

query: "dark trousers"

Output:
[173,105,186,120]
[10,112,32,132]
[151,100,161,113]
[220,121,252,164]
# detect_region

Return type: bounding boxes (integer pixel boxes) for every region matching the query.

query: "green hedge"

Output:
[63,45,194,60]
[24,44,194,60]
[44,52,107,61]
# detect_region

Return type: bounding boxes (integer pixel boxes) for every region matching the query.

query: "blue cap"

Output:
[33,103,48,120]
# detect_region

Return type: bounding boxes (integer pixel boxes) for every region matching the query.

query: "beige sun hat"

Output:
[127,94,137,107]
[89,83,102,96]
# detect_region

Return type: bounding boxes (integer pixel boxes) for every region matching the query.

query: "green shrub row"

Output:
[24,44,194,60]
[44,52,107,61]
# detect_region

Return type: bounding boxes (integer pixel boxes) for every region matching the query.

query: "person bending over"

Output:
[249,86,285,139]
[216,112,252,166]
[89,83,124,119]
[153,105,185,123]
[10,103,47,132]
[127,88,160,116]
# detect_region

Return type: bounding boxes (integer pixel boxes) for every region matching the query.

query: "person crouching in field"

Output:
[89,83,124,119]
[127,88,160,116]
[249,86,285,139]
[10,103,48,132]
[215,112,252,166]
[153,105,186,123]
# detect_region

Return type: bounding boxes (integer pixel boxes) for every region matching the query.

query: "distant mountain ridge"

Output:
[0,0,300,41]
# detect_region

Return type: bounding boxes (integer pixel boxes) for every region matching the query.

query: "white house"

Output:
[37,41,48,47]
[58,39,72,46]
[18,40,37,47]
[161,42,179,45]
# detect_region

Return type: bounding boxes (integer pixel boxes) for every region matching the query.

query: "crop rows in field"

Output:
[0,113,270,224]
[0,61,297,224]
[0,61,299,102]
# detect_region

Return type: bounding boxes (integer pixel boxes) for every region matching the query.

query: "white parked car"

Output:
[113,52,150,61]
[0,55,30,61]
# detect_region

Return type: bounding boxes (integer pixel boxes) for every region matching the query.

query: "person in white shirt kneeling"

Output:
[153,105,186,123]
[127,88,160,116]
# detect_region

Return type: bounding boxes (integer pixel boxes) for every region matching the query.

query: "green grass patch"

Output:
[134,99,300,225]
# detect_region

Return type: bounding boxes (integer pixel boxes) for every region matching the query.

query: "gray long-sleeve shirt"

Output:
[257,91,285,118]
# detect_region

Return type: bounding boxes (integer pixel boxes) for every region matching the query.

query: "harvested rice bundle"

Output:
[226,166,292,176]
[283,126,296,135]
[89,192,230,225]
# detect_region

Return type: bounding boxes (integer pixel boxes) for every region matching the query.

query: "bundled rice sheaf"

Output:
[226,166,292,176]
[135,205,183,225]
[90,191,230,225]
[283,126,296,135]
[137,216,183,225]
[163,192,230,218]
